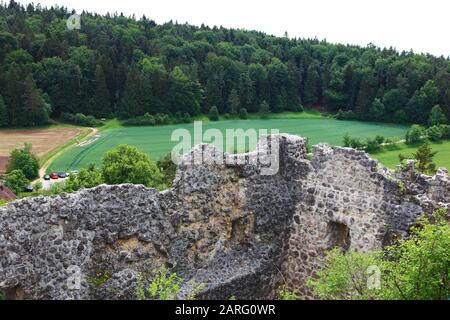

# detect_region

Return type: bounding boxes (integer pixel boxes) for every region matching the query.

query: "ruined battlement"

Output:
[1,134,449,300]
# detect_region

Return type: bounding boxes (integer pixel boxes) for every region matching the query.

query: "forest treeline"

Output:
[0,0,450,127]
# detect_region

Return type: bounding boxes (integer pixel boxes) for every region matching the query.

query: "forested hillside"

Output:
[0,0,450,127]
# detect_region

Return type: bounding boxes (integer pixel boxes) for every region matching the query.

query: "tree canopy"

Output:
[0,1,450,127]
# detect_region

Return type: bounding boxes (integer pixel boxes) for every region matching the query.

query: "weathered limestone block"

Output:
[1,134,449,300]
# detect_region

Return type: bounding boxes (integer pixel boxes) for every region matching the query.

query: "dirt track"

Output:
[38,128,98,178]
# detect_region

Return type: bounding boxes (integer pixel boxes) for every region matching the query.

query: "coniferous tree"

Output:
[22,74,50,126]
[412,142,437,174]
[169,66,202,115]
[0,3,449,127]
[89,64,111,118]
[228,88,240,115]
[303,63,320,105]
[209,106,219,121]
[118,67,144,119]
[0,95,8,126]
[259,100,270,119]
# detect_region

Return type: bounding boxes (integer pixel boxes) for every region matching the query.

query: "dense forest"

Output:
[0,0,450,127]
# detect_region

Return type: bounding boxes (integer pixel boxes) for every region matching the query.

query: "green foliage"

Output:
[369,98,385,122]
[336,109,356,120]
[60,113,104,127]
[428,105,448,126]
[426,125,444,142]
[101,144,165,189]
[0,290,4,300]
[209,106,219,121]
[440,124,450,139]
[278,286,299,300]
[0,94,8,127]
[0,3,449,127]
[0,200,9,207]
[380,209,449,300]
[89,269,112,288]
[228,88,240,115]
[342,133,365,150]
[412,141,438,174]
[122,111,192,126]
[259,100,270,119]
[157,153,177,187]
[33,181,43,192]
[137,266,205,300]
[89,64,112,118]
[5,169,29,194]
[64,164,103,192]
[122,113,156,126]
[239,108,248,119]
[365,137,382,152]
[308,209,450,300]
[308,248,383,300]
[7,143,39,180]
[405,125,425,145]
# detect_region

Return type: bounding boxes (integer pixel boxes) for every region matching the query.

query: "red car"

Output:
[50,173,59,180]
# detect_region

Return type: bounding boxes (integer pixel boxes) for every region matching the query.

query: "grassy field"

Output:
[371,140,450,170]
[48,116,408,172]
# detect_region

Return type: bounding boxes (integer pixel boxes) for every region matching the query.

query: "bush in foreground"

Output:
[7,143,39,180]
[5,169,29,194]
[308,209,449,300]
[101,145,165,190]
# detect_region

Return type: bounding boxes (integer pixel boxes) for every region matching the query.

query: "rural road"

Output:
[38,127,99,180]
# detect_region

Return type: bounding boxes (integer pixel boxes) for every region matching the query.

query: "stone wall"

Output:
[0,134,449,299]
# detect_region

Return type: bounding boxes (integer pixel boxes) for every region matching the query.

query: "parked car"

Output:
[58,172,68,178]
[50,173,59,180]
[44,174,51,181]
[23,185,33,192]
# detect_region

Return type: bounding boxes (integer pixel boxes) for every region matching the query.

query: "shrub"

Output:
[155,113,170,125]
[137,266,205,300]
[101,145,165,190]
[122,113,156,126]
[61,112,103,127]
[278,286,299,300]
[428,105,447,126]
[5,169,29,194]
[365,137,381,152]
[33,181,43,192]
[440,124,450,139]
[343,133,351,147]
[64,164,103,192]
[349,137,364,150]
[426,125,443,142]
[405,125,425,145]
[7,143,39,180]
[239,108,248,119]
[157,153,177,187]
[308,209,449,300]
[374,135,385,145]
[209,106,219,121]
[336,109,356,120]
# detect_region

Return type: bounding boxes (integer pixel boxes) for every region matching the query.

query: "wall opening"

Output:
[326,221,351,251]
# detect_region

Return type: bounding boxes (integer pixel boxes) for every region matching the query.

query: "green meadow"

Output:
[370,140,450,170]
[48,115,409,172]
